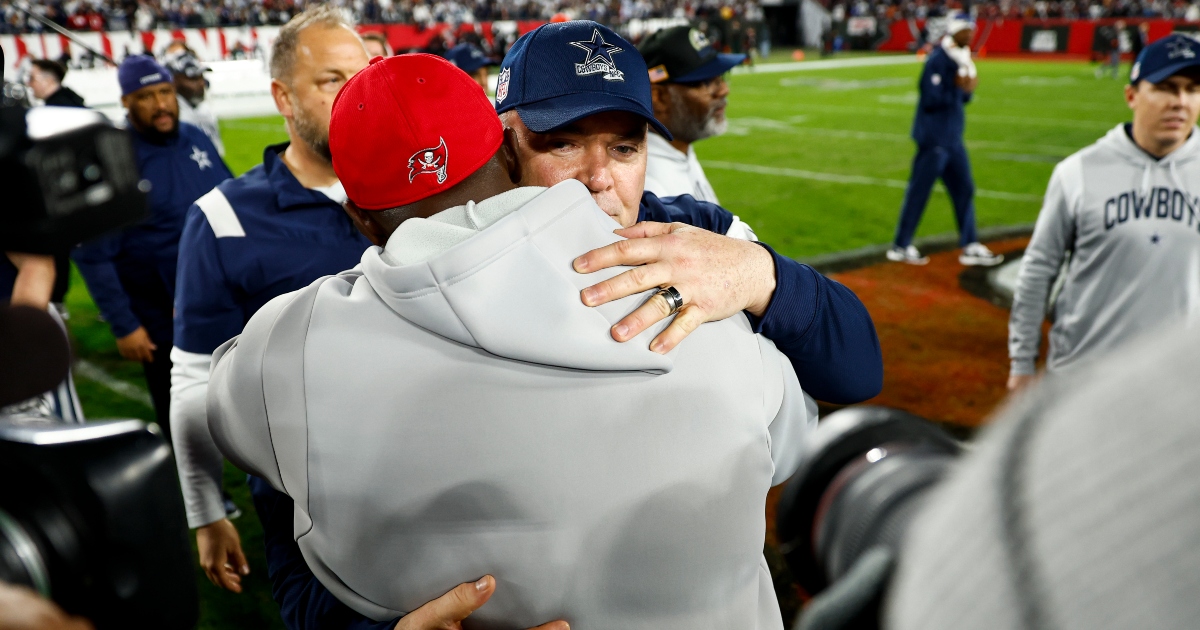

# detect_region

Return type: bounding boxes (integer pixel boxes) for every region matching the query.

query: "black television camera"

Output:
[0,102,148,254]
[0,421,199,629]
[1,78,198,626]
[775,407,962,630]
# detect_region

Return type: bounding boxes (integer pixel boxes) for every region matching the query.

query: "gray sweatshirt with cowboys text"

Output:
[1009,124,1200,375]
[206,180,816,628]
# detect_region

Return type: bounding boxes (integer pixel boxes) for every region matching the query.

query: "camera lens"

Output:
[776,407,961,595]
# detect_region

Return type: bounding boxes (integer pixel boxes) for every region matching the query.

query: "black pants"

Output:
[141,341,173,444]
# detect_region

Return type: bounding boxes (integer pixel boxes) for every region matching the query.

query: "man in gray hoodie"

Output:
[1008,34,1200,391]
[207,54,816,628]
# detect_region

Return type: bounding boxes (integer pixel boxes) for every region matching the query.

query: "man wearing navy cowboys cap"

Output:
[638,25,745,204]
[71,54,231,442]
[1008,33,1200,393]
[444,42,492,91]
[493,20,882,405]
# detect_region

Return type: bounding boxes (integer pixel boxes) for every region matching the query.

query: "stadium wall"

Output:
[877,17,1200,57]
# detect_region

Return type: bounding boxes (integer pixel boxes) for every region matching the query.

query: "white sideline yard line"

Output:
[704,160,1043,202]
[733,55,923,75]
[786,103,1116,129]
[727,120,1079,155]
[73,359,154,409]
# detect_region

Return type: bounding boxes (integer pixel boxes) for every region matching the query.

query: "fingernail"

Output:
[582,288,597,304]
[613,324,628,339]
[475,576,489,592]
[574,257,588,271]
[242,565,250,575]
[651,341,666,354]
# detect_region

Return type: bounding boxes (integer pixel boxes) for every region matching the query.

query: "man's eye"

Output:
[613,145,637,155]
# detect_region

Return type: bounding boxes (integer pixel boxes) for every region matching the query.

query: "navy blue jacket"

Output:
[72,122,231,342]
[638,192,883,405]
[173,144,372,354]
[910,46,973,149]
[252,190,883,630]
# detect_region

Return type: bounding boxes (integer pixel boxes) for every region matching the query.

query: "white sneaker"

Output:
[959,242,1004,266]
[886,245,930,265]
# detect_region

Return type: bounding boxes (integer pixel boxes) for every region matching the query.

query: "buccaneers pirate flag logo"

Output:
[408,138,449,184]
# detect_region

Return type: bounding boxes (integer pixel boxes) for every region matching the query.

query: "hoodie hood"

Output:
[359,179,673,373]
[1096,123,1200,195]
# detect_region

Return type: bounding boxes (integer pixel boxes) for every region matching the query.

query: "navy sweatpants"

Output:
[893,142,978,248]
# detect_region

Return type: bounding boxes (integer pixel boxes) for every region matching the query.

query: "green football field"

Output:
[62,55,1132,628]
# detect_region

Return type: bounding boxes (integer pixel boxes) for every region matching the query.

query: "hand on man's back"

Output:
[396,575,568,630]
[574,221,776,354]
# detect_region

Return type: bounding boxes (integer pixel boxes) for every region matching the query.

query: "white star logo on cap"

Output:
[1167,38,1196,60]
[570,29,625,82]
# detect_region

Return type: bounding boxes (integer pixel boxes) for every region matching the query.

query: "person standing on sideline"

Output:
[1007,34,1200,391]
[72,55,231,441]
[638,25,743,205]
[165,51,224,156]
[169,5,374,596]
[887,15,1003,267]
[444,42,491,91]
[28,59,85,107]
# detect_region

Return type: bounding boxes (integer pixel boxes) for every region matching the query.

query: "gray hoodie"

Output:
[1009,124,1200,376]
[206,180,816,628]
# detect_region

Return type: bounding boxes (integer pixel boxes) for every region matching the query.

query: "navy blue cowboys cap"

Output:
[445,43,492,73]
[1130,34,1200,85]
[494,21,672,139]
[638,26,745,84]
[118,54,172,96]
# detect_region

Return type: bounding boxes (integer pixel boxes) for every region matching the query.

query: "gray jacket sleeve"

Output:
[1009,158,1079,376]
[760,335,819,486]
[206,293,292,492]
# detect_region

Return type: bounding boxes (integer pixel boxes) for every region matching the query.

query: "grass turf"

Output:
[62,56,1132,628]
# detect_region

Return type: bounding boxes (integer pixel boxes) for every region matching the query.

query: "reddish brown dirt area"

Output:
[764,237,1038,623]
[834,236,1033,429]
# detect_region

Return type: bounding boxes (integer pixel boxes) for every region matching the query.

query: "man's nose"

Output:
[715,77,731,99]
[157,92,175,111]
[579,146,613,193]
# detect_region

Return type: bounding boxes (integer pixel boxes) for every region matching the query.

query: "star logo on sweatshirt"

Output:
[1151,233,1161,244]
[190,146,212,170]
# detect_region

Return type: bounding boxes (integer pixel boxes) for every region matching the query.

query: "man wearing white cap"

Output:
[887,15,1002,267]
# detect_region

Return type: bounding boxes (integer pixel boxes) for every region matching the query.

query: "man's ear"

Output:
[342,200,390,247]
[270,79,294,119]
[650,83,672,122]
[500,126,522,185]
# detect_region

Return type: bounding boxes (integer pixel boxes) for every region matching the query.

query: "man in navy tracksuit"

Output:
[72,55,230,438]
[215,20,884,630]
[888,16,1002,267]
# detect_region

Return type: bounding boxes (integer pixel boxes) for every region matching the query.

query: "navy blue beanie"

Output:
[118,54,172,96]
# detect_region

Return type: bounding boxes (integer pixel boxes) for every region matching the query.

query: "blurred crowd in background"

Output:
[836,0,1200,22]
[0,0,763,34]
[4,0,1200,36]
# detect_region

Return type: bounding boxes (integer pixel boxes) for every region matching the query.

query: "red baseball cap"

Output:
[329,53,504,210]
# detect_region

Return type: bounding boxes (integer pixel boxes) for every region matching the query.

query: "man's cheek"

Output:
[520,157,566,187]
